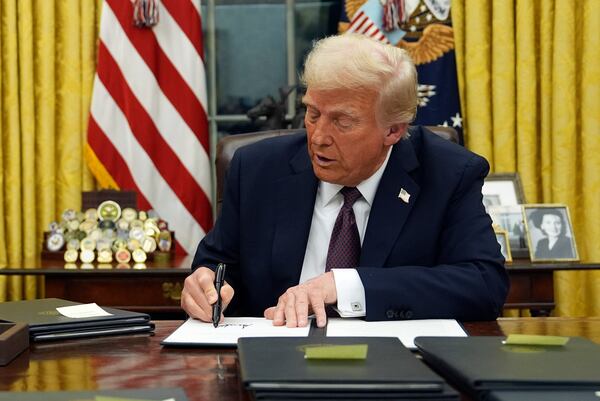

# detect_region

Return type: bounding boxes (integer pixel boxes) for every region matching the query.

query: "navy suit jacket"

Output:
[192,126,509,321]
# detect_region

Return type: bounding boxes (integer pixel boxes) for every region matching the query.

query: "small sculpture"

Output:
[247,86,306,131]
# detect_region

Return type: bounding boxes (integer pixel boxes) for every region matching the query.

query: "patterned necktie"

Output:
[325,186,362,271]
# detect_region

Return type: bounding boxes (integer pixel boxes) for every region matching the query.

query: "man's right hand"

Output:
[181,266,235,323]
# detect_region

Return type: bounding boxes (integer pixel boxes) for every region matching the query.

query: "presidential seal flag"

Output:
[340,0,463,144]
[86,0,212,255]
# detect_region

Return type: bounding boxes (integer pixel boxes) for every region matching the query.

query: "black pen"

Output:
[212,263,226,328]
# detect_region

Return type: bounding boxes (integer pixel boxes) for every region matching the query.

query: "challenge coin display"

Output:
[98,200,121,222]
[45,199,173,265]
[80,249,95,263]
[63,249,78,263]
[132,248,147,263]
[46,232,65,252]
[115,248,131,264]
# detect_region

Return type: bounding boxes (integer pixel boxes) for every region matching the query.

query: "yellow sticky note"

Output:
[503,334,570,346]
[304,344,368,360]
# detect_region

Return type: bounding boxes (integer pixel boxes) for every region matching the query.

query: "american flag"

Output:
[86,0,212,255]
[346,0,405,45]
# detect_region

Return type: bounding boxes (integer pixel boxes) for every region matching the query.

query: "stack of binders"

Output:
[415,336,600,401]
[238,337,459,400]
[0,298,154,342]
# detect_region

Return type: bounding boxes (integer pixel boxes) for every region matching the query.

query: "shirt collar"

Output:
[320,146,393,207]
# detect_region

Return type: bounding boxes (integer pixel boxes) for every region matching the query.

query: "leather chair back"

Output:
[215,126,458,212]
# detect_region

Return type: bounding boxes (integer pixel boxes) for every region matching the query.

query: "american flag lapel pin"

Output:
[398,188,410,203]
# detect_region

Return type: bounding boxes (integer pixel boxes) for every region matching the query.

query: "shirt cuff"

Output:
[331,268,366,317]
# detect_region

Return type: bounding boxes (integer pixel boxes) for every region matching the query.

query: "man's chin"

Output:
[313,167,338,184]
[313,167,352,186]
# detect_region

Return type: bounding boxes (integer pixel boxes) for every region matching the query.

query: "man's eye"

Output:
[306,111,319,123]
[335,118,354,129]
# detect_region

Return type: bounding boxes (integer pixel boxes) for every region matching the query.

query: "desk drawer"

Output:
[44,276,184,311]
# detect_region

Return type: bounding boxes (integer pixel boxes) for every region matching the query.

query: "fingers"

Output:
[220,283,235,310]
[181,269,212,321]
[264,273,336,328]
[269,288,315,328]
[309,292,327,328]
[198,268,218,305]
[181,267,235,323]
[264,306,276,320]
[272,294,287,326]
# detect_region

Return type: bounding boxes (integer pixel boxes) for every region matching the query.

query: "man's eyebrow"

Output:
[302,97,315,107]
[301,99,359,117]
[330,108,359,118]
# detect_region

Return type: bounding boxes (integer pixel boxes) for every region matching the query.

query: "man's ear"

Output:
[384,123,408,145]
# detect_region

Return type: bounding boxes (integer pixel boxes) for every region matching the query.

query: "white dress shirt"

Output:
[299,147,392,317]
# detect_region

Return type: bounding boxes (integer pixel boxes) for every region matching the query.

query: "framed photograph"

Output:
[494,229,512,263]
[482,173,526,212]
[488,205,529,259]
[523,204,579,262]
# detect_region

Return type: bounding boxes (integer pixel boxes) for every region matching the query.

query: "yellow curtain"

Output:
[453,0,600,316]
[0,0,102,301]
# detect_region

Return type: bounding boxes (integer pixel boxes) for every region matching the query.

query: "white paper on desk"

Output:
[56,303,113,318]
[326,318,467,349]
[162,317,311,346]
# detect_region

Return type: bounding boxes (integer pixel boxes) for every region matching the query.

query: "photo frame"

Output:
[523,204,579,262]
[487,205,529,259]
[494,229,512,263]
[482,173,526,212]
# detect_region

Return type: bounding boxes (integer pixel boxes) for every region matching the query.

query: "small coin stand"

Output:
[0,322,29,366]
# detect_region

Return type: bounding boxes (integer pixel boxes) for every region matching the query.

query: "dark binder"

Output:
[238,336,458,399]
[414,336,600,396]
[0,387,188,401]
[487,390,600,401]
[0,298,154,342]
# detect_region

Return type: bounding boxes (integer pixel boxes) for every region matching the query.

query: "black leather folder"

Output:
[415,336,600,396]
[0,387,188,400]
[238,336,459,399]
[487,389,600,401]
[0,298,154,342]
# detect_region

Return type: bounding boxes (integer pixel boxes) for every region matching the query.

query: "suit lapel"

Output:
[361,138,420,267]
[272,145,318,286]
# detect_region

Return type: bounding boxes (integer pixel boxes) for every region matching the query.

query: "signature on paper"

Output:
[218,324,252,329]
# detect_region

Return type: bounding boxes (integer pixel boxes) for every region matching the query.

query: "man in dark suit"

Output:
[181,34,509,328]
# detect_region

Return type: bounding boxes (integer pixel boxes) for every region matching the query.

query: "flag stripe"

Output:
[96,42,213,232]
[90,77,205,253]
[88,116,188,253]
[88,118,152,211]
[154,5,209,116]
[99,3,212,198]
[87,0,212,255]
[350,12,368,32]
[106,0,209,154]
[161,0,204,61]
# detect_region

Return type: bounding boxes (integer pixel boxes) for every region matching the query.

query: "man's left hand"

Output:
[264,272,337,328]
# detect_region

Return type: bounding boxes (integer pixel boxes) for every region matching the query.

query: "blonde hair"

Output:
[301,34,418,127]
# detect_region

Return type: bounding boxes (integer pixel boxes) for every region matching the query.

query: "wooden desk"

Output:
[2,257,194,318]
[504,262,600,315]
[2,261,600,317]
[1,318,599,400]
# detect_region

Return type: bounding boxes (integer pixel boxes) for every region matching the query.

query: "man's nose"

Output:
[311,120,333,146]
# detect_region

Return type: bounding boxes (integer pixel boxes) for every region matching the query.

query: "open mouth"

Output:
[315,154,334,165]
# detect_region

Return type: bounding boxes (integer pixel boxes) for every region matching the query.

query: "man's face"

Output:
[303,88,404,186]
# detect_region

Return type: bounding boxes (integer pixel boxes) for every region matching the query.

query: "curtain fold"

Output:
[0,0,101,301]
[453,0,600,316]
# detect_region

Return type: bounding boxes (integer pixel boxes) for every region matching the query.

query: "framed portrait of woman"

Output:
[494,229,512,263]
[523,204,579,262]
